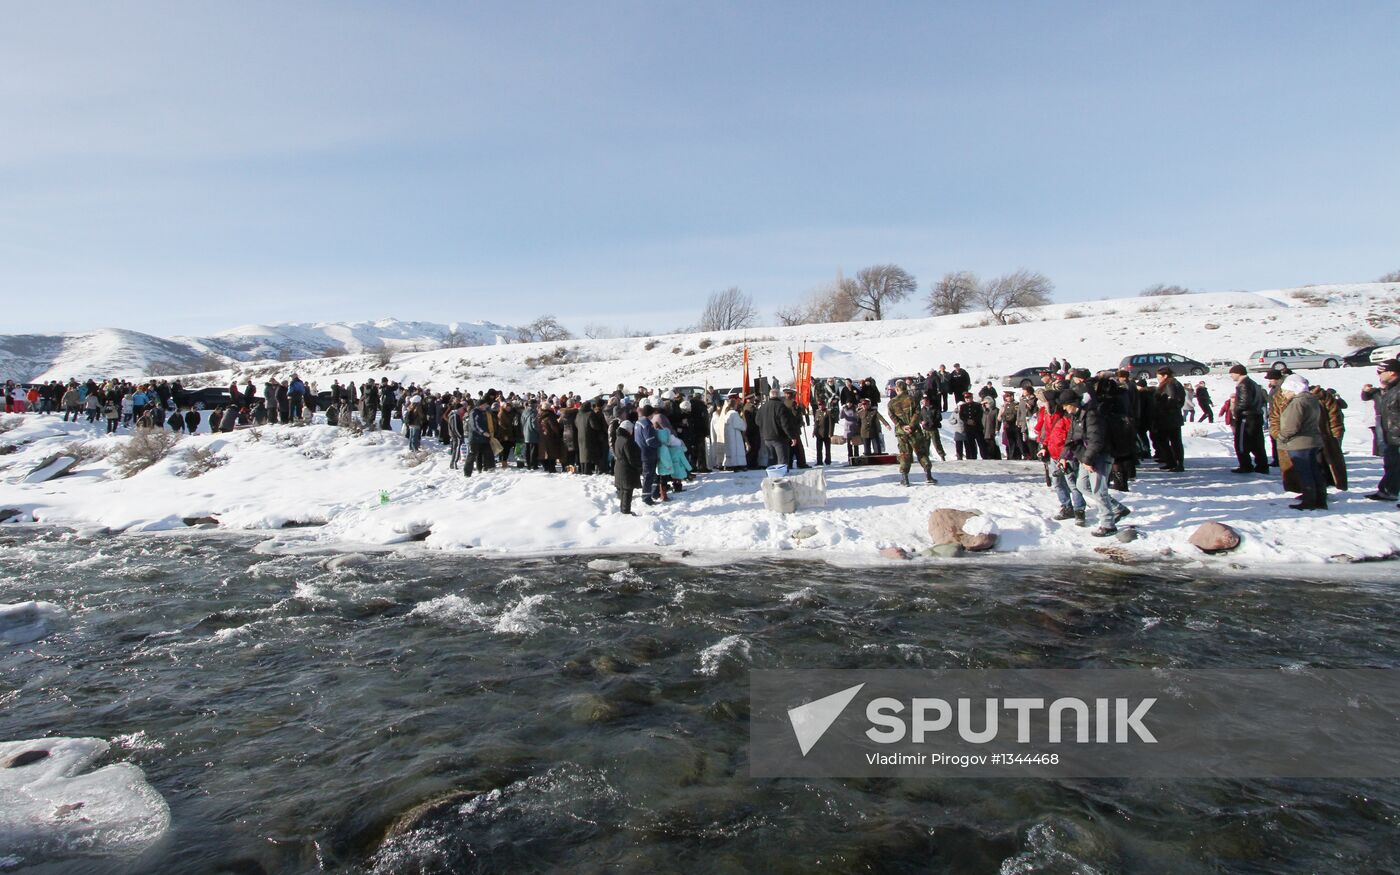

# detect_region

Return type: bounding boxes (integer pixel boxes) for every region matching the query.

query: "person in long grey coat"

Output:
[613,420,642,514]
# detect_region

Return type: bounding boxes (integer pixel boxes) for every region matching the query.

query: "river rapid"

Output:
[3,527,1399,873]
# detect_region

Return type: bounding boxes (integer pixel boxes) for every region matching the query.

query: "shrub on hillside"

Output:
[1139,284,1191,297]
[110,430,180,478]
[62,441,109,464]
[180,445,226,478]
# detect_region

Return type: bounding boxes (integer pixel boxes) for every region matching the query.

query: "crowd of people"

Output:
[7,355,1400,526]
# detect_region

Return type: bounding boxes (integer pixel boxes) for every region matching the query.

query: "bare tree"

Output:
[1379,270,1400,283]
[926,271,979,316]
[849,264,916,320]
[1139,283,1192,297]
[368,342,393,368]
[515,315,573,344]
[697,287,758,332]
[442,328,468,348]
[582,323,616,340]
[976,269,1054,324]
[775,279,861,326]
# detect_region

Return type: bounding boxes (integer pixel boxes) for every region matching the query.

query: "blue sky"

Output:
[2,1,1397,336]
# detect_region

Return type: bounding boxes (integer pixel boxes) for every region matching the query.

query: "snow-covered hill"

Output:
[181,318,515,363]
[0,318,517,383]
[178,283,1399,397]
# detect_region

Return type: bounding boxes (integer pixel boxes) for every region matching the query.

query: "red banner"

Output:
[742,346,750,398]
[795,351,813,407]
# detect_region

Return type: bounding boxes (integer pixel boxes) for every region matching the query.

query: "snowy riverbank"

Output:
[2,393,1397,566]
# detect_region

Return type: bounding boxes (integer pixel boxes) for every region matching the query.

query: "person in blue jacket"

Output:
[634,404,662,505]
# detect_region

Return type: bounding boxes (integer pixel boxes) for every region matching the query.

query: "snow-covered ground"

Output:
[1,282,1398,566]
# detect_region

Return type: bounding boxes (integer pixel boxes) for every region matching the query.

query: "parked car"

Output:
[179,387,233,410]
[1118,353,1209,380]
[1245,347,1343,372]
[1370,344,1400,365]
[1000,367,1048,389]
[1207,359,1241,373]
[1346,337,1400,367]
[884,375,925,397]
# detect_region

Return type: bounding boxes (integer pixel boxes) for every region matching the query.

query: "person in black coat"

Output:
[757,390,792,467]
[688,394,711,473]
[1229,365,1269,473]
[184,408,201,434]
[584,402,609,475]
[613,420,642,514]
[1153,367,1186,471]
[956,392,984,460]
[947,364,971,401]
[1194,382,1214,423]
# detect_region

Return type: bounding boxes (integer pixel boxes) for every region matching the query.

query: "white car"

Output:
[1370,344,1400,365]
[1245,347,1343,372]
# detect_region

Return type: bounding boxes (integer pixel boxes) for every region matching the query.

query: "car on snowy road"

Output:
[1118,353,1209,380]
[1245,347,1343,372]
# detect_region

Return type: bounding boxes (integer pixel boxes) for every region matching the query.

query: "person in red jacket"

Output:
[1036,401,1084,525]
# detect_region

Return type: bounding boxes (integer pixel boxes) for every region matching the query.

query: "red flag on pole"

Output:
[796,351,813,406]
[742,345,750,397]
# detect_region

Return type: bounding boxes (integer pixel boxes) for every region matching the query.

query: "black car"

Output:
[1117,353,1209,380]
[176,387,233,410]
[1344,337,1400,367]
[1000,367,1048,389]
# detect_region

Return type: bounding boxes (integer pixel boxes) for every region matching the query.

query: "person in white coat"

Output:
[722,397,748,470]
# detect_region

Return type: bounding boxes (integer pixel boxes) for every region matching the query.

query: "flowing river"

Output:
[3,527,1399,873]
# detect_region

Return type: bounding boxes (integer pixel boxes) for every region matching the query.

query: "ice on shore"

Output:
[0,737,170,867]
[0,601,67,644]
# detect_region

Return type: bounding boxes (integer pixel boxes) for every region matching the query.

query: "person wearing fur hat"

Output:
[1277,374,1327,510]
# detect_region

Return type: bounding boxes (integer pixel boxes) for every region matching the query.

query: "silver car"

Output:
[1245,347,1342,372]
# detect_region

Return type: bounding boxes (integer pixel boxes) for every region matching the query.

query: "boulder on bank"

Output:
[927,508,1000,552]
[0,508,22,523]
[325,553,371,571]
[182,516,219,527]
[878,546,911,560]
[926,543,965,558]
[23,456,78,484]
[1188,522,1240,554]
[588,558,630,573]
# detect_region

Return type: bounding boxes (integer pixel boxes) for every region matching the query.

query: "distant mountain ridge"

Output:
[0,318,517,383]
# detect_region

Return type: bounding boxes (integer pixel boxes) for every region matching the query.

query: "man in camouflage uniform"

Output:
[888,380,935,486]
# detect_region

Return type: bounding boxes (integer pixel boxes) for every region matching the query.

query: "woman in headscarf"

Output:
[651,410,692,500]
